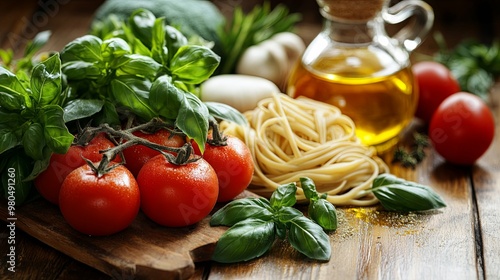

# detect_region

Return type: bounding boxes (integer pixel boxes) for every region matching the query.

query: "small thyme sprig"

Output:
[393,132,430,168]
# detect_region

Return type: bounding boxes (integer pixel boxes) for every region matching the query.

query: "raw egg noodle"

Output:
[221,93,389,206]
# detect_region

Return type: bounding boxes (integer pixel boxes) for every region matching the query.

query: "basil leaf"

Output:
[176,93,209,153]
[276,206,303,223]
[60,35,102,63]
[128,8,156,49]
[101,37,131,64]
[372,174,447,212]
[0,128,19,154]
[149,75,182,119]
[204,102,248,126]
[30,53,62,107]
[24,155,52,181]
[288,216,331,261]
[93,100,120,126]
[63,99,105,123]
[110,76,156,121]
[300,177,320,200]
[90,14,124,39]
[22,122,46,160]
[270,182,297,209]
[275,222,287,239]
[39,105,73,154]
[2,150,34,205]
[116,54,161,78]
[308,199,337,231]
[151,18,169,65]
[24,30,51,57]
[0,110,22,125]
[62,61,101,80]
[164,25,188,60]
[210,197,273,227]
[211,218,276,263]
[170,45,220,84]
[0,67,29,110]
[132,37,152,57]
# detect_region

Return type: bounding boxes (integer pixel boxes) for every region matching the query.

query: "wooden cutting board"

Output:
[0,192,255,279]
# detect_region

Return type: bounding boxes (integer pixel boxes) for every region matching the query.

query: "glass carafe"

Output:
[287,0,434,151]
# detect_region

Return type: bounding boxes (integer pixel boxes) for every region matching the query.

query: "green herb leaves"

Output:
[371,174,446,212]
[60,8,243,151]
[0,53,73,204]
[211,175,446,263]
[210,178,335,263]
[435,37,500,100]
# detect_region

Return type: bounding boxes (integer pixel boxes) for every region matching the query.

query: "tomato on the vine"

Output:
[123,128,185,177]
[199,135,254,202]
[34,133,119,205]
[429,92,495,165]
[412,61,461,123]
[137,154,219,227]
[59,163,140,236]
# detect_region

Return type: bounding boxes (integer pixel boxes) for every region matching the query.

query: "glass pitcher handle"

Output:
[382,0,434,52]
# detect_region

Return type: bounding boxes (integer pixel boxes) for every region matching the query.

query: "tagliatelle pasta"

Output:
[220,93,389,206]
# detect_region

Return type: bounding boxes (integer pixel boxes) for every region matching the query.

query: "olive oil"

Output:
[287,47,417,150]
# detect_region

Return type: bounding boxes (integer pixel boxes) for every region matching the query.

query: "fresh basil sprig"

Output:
[301,177,338,231]
[61,8,246,152]
[0,53,73,204]
[371,174,447,212]
[210,178,335,263]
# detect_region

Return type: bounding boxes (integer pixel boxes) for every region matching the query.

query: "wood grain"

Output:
[473,82,500,279]
[0,197,229,279]
[1,0,500,279]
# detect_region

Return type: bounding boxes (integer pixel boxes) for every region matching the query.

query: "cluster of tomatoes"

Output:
[33,126,254,236]
[412,61,495,165]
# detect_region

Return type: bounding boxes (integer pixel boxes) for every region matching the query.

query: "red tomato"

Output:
[123,129,185,177]
[137,154,219,227]
[429,92,495,165]
[34,133,118,205]
[59,163,140,236]
[201,136,254,202]
[412,61,461,123]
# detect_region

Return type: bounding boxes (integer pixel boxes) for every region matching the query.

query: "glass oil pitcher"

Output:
[287,0,434,151]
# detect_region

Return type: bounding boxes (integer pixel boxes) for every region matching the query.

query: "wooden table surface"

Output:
[1,0,499,279]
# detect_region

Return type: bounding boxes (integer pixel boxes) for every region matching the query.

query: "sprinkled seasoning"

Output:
[342,207,431,236]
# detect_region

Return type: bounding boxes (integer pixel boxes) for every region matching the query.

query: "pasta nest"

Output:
[221,93,389,206]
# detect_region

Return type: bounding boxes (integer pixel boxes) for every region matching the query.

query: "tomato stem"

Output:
[207,117,228,147]
[77,118,199,175]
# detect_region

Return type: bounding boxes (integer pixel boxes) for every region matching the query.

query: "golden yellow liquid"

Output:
[287,47,417,150]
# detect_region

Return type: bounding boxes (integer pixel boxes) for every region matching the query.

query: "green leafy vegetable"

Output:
[371,173,447,212]
[434,35,500,100]
[210,177,334,263]
[287,216,331,261]
[204,102,248,127]
[60,8,242,151]
[63,99,105,123]
[0,52,73,205]
[301,177,338,231]
[212,218,276,263]
[209,198,274,227]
